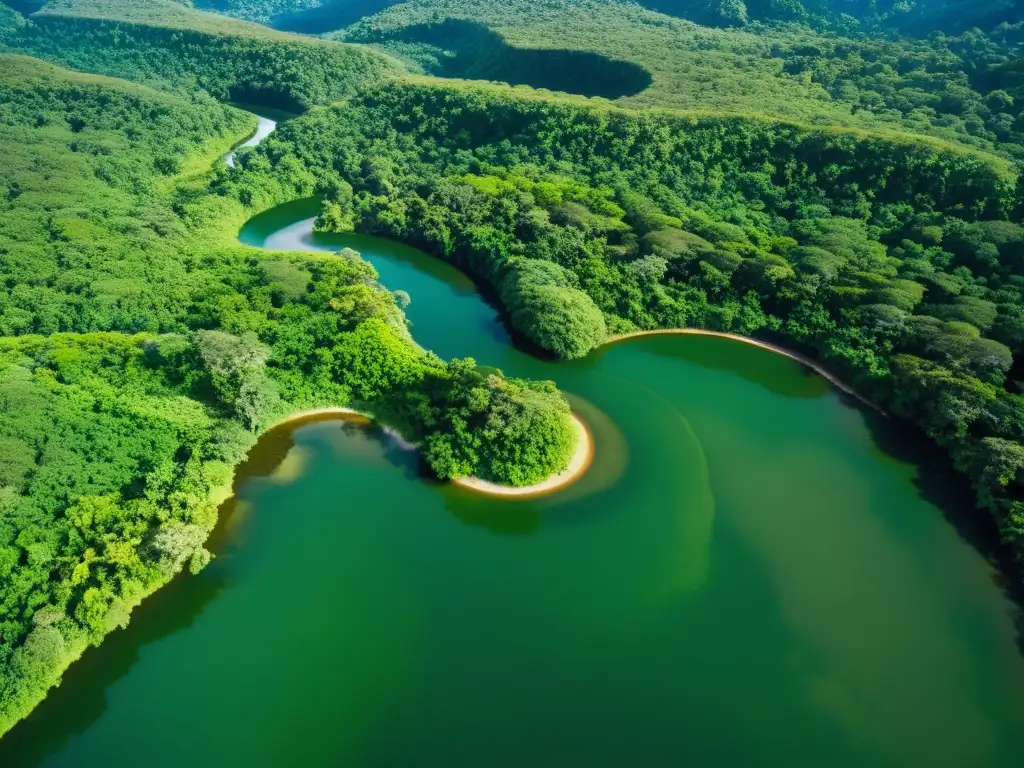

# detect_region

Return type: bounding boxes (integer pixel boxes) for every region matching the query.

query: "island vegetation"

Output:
[1,0,1024,744]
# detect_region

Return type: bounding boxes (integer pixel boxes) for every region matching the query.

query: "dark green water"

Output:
[4,198,1024,767]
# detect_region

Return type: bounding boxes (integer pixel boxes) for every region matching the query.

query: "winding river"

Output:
[4,117,1024,768]
[224,109,280,169]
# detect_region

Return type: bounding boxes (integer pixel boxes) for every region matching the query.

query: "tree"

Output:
[315,180,357,233]
[501,259,608,359]
[195,331,280,429]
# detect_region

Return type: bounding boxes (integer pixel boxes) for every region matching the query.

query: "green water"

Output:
[4,197,1024,767]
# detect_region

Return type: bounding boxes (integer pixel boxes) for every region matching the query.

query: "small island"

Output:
[453,413,593,497]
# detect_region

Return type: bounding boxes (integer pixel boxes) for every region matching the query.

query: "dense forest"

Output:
[2,0,1024,744]
[192,0,331,24]
[0,0,401,109]
[342,0,1024,157]
[0,49,575,736]
[640,0,1023,33]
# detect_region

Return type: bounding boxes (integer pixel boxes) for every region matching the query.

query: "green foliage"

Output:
[0,331,246,736]
[193,0,331,24]
[1,0,400,110]
[315,180,357,232]
[0,53,577,736]
[0,4,26,32]
[501,259,608,360]
[195,330,281,429]
[334,321,575,482]
[0,53,253,336]
[343,0,1024,158]
[643,0,1022,34]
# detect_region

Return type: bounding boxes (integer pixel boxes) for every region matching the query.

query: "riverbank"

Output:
[267,408,593,498]
[224,113,279,169]
[267,406,367,430]
[452,414,593,498]
[605,329,882,414]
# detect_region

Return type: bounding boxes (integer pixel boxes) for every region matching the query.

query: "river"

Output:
[224,106,286,168]
[3,124,1024,768]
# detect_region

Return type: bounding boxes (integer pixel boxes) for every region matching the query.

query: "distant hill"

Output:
[0,0,47,16]
[0,0,401,109]
[639,0,1023,34]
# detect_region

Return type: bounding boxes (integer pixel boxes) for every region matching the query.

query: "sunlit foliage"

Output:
[0,54,575,736]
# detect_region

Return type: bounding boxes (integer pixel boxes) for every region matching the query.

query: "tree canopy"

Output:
[0,52,577,737]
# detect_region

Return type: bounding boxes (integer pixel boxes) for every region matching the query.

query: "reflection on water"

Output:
[444,495,543,535]
[0,569,229,767]
[625,380,715,596]
[617,333,831,402]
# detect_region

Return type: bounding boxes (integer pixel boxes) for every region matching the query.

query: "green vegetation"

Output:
[640,0,1020,34]
[226,75,1024,569]
[0,0,401,109]
[193,0,333,25]
[0,53,575,737]
[3,0,1024,744]
[192,0,399,31]
[349,17,652,99]
[263,0,401,33]
[343,0,1024,158]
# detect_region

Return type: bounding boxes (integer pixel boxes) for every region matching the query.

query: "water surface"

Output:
[224,107,281,168]
[4,200,1024,767]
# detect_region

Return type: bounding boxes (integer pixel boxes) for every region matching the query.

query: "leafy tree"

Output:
[501,259,608,360]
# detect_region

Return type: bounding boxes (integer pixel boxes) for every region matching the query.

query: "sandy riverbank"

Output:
[452,414,594,498]
[267,406,368,430]
[266,407,594,498]
[265,326,869,499]
[605,329,882,413]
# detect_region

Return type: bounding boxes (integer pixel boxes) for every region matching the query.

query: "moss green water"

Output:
[3,197,1024,766]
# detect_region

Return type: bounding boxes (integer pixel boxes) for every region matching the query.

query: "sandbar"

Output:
[605,329,881,413]
[266,408,594,498]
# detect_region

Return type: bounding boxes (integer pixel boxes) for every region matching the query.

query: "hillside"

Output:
[0,0,402,108]
[36,0,323,36]
[7,1,1022,159]
[338,0,1024,158]
[639,0,1023,33]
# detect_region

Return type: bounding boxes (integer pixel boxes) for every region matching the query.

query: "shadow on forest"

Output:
[369,19,653,100]
[269,0,401,34]
[227,84,304,115]
[0,0,47,18]
[862,407,1024,659]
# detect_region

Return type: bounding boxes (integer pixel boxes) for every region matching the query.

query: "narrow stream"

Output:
[224,106,280,168]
